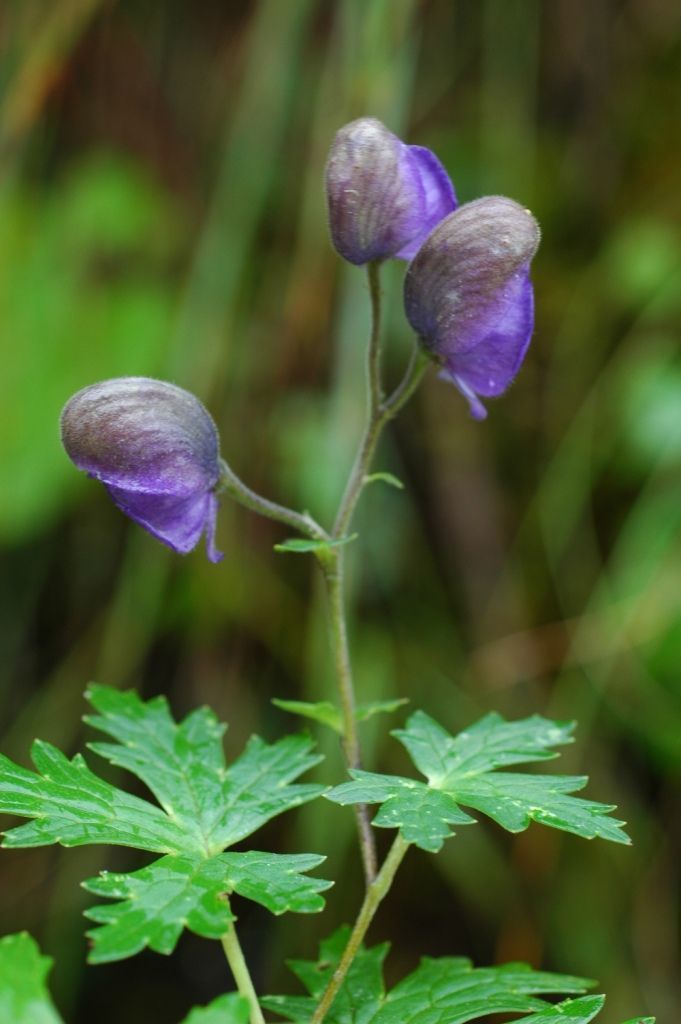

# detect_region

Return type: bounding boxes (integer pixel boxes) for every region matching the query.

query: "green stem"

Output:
[324,266,430,884]
[323,553,377,885]
[218,457,327,541]
[220,915,266,1024]
[311,834,410,1024]
[333,344,430,541]
[332,262,384,540]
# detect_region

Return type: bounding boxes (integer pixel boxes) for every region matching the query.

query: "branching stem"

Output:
[323,263,430,885]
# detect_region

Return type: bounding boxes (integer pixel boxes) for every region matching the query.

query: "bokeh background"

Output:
[1,0,680,1020]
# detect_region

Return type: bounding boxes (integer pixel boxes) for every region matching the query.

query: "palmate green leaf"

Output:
[0,933,63,1024]
[327,711,630,852]
[0,741,188,852]
[180,994,250,1024]
[262,928,594,1024]
[0,686,330,963]
[83,852,331,963]
[84,685,324,853]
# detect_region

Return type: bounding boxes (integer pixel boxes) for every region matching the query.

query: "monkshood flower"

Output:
[404,196,541,420]
[60,377,223,562]
[325,116,457,265]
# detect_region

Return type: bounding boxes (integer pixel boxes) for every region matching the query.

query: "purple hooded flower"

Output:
[404,196,541,420]
[325,117,457,265]
[61,377,223,562]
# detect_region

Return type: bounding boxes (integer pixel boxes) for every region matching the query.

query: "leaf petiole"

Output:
[220,913,266,1024]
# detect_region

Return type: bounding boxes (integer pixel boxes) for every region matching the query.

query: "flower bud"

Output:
[61,377,223,562]
[325,117,456,266]
[404,196,540,419]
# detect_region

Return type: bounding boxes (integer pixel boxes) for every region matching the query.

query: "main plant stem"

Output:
[220,916,266,1024]
[323,263,430,885]
[310,834,410,1024]
[323,551,377,883]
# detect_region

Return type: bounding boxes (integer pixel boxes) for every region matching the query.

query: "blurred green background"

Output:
[1,0,680,1020]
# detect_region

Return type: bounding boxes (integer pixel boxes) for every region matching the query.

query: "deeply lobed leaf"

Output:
[328,710,630,851]
[82,851,331,963]
[85,684,325,854]
[0,743,187,853]
[263,928,594,1024]
[0,687,330,964]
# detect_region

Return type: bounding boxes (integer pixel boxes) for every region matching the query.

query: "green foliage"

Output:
[179,995,250,1024]
[355,699,409,723]
[0,934,63,1024]
[0,686,330,963]
[273,699,344,732]
[274,535,358,554]
[262,927,595,1024]
[363,472,405,489]
[513,998,605,1023]
[273,698,409,734]
[327,711,630,852]
[515,998,653,1024]
[0,931,253,1023]
[83,852,330,963]
[83,685,323,853]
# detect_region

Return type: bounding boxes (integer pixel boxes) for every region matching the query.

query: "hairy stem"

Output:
[218,458,327,541]
[220,916,266,1024]
[311,834,410,1024]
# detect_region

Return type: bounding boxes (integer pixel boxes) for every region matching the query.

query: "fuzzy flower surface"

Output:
[61,377,223,562]
[404,196,541,420]
[325,116,457,265]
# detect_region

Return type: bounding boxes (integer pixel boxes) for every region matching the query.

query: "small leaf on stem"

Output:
[274,535,357,554]
[356,698,409,722]
[363,472,404,489]
[273,699,344,733]
[273,697,408,733]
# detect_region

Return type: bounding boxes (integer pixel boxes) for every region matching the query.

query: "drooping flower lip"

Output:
[325,117,457,266]
[60,377,223,562]
[404,196,541,420]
